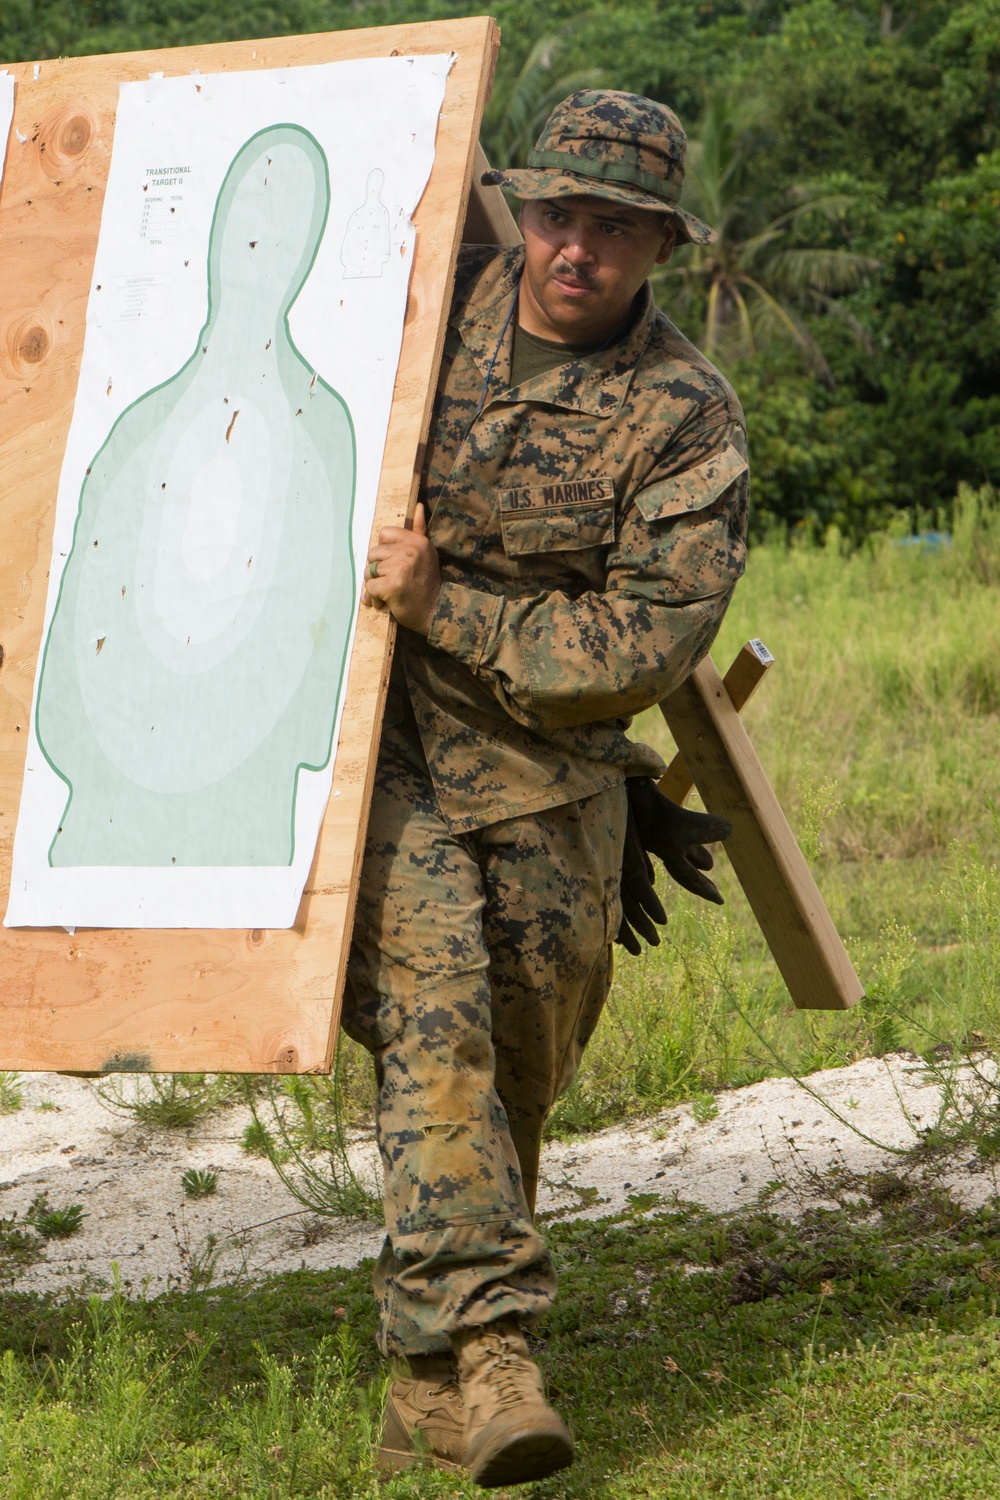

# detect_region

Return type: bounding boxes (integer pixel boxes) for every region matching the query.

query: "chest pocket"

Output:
[500,479,616,558]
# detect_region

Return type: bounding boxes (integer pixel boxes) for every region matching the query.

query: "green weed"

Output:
[239,1049,382,1222]
[181,1168,219,1200]
[239,1118,275,1158]
[690,1092,719,1125]
[96,1072,240,1130]
[0,1074,23,1116]
[0,1217,42,1284]
[26,1195,86,1240]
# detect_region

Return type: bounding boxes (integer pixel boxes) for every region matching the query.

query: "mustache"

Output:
[550,262,599,290]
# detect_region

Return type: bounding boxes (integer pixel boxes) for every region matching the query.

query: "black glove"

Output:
[615,778,733,953]
[617,800,668,955]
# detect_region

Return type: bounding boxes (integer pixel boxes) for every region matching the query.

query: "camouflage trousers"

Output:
[342,712,625,1356]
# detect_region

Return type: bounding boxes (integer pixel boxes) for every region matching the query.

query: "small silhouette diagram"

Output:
[37,124,357,868]
[340,168,391,278]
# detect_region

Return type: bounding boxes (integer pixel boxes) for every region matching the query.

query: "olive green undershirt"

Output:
[509,322,606,387]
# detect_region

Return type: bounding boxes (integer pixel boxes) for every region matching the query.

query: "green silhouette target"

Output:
[36,125,357,868]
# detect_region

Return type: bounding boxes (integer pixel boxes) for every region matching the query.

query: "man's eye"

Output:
[599,222,625,236]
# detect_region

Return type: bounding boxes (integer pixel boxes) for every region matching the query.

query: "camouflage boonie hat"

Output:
[482,90,715,246]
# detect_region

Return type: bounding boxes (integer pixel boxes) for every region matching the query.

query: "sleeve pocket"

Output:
[633,443,748,524]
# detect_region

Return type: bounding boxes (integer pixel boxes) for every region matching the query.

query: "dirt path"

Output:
[0,1056,994,1298]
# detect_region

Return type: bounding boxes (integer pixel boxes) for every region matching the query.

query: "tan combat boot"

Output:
[378,1351,466,1474]
[452,1318,574,1487]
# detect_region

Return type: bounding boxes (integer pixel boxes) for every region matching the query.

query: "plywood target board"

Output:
[0,17,500,1072]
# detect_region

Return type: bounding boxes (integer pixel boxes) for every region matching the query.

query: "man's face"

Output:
[517,194,676,345]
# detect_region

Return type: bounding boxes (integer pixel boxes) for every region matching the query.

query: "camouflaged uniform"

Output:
[344,222,748,1358]
[403,242,748,832]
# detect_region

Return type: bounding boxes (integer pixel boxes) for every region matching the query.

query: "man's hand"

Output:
[615,778,733,953]
[364,503,441,635]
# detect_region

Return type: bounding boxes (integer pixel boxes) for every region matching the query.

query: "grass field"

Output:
[549,485,1000,1136]
[1,494,998,1496]
[2,1186,999,1497]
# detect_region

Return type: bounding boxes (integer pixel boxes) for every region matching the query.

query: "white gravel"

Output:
[0,1055,995,1299]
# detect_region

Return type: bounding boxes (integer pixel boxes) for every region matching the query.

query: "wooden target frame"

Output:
[0,18,500,1073]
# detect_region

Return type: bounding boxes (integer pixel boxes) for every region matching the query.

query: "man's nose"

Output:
[559,228,597,264]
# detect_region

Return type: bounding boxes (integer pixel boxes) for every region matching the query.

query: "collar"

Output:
[453,246,657,417]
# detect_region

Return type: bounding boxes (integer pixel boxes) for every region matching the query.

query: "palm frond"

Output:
[704,278,723,358]
[740,277,835,386]
[733,224,790,268]
[481,26,606,168]
[659,87,881,382]
[766,247,880,294]
[732,284,757,359]
[769,192,866,231]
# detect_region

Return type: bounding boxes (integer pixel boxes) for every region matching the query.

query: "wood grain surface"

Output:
[660,657,863,1011]
[658,639,773,805]
[464,143,520,244]
[0,19,499,1072]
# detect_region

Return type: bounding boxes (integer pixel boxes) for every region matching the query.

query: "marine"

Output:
[342,89,749,1487]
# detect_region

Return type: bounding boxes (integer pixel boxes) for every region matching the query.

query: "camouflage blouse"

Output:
[394,245,749,834]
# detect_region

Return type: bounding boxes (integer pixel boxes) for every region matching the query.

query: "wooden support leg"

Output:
[659,638,773,804]
[659,653,863,1012]
[463,144,520,244]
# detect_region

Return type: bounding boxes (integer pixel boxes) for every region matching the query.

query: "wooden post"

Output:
[659,656,863,1011]
[463,144,520,243]
[659,638,773,804]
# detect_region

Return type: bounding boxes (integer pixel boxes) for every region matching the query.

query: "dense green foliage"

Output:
[3,0,999,536]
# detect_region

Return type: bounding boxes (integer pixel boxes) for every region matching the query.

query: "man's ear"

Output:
[655,221,677,265]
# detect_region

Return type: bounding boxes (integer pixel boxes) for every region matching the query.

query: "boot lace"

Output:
[428,1381,463,1410]
[414,1367,463,1410]
[480,1333,537,1409]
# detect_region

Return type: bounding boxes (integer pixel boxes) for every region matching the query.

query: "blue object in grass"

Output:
[895,531,952,549]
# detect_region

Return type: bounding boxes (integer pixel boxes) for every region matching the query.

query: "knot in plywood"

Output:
[18,324,49,364]
[58,114,93,157]
[7,313,53,376]
[38,104,98,176]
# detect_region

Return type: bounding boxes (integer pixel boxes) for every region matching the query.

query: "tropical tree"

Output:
[656,93,880,385]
